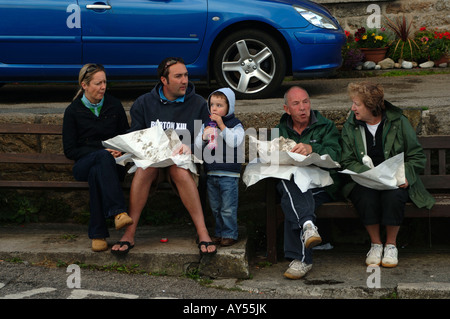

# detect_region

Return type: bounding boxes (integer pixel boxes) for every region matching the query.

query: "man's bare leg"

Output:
[111,167,158,252]
[169,165,215,253]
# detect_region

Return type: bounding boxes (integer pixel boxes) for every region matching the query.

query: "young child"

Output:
[195,88,245,246]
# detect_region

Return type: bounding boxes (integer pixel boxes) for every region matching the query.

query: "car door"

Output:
[0,0,81,78]
[79,0,207,78]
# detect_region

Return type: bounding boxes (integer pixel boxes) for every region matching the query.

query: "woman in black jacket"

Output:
[63,64,132,252]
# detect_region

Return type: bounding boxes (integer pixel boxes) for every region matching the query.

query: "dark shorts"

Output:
[349,183,409,226]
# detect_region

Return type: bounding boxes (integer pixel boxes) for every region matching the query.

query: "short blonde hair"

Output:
[73,63,105,101]
[348,81,385,117]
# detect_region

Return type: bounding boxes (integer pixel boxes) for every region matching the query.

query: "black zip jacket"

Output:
[63,94,130,161]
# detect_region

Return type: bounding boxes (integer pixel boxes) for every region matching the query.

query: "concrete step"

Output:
[0,223,250,279]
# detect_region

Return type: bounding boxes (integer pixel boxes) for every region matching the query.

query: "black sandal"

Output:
[111,241,134,256]
[198,241,217,256]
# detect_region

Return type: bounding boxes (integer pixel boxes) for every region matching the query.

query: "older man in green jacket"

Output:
[341,81,435,268]
[275,86,342,279]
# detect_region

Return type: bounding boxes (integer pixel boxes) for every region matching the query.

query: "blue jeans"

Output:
[73,150,127,239]
[207,175,239,240]
[277,178,332,264]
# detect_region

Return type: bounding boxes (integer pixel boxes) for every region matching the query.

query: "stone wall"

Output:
[315,0,450,34]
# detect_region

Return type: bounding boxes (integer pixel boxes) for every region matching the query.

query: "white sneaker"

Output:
[283,260,312,279]
[302,224,322,249]
[366,243,383,266]
[382,244,398,268]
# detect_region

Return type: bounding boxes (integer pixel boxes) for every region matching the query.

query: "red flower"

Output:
[420,27,427,31]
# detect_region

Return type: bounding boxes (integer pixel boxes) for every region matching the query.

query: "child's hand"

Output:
[202,126,215,140]
[210,114,223,127]
[209,114,225,131]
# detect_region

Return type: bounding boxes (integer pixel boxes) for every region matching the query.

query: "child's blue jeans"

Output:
[206,175,239,240]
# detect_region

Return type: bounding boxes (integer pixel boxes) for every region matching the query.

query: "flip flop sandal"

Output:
[198,241,217,256]
[111,241,134,256]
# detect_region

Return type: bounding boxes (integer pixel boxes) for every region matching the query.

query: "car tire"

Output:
[213,30,286,99]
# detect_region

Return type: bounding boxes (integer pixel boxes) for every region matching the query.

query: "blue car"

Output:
[0,0,345,98]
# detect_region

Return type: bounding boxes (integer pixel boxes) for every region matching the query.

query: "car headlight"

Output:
[294,5,339,30]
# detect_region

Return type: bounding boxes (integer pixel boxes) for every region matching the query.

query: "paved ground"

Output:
[1,223,449,299]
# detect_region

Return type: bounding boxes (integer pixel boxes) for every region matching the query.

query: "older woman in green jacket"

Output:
[340,82,434,268]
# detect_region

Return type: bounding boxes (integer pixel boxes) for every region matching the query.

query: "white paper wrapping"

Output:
[243,136,340,192]
[102,121,200,174]
[339,152,406,190]
[243,162,334,192]
[248,135,340,168]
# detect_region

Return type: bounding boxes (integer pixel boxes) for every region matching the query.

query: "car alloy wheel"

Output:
[214,30,286,99]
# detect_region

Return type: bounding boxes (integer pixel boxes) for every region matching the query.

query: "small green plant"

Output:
[6,257,24,263]
[184,267,201,280]
[0,191,72,224]
[257,261,272,268]
[11,197,39,223]
[61,234,78,241]
[56,260,69,267]
[385,15,420,61]
[57,261,146,275]
[382,290,399,299]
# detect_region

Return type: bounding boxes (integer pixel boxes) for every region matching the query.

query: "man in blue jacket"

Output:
[111,57,216,256]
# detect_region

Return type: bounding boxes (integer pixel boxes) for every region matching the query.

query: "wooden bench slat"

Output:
[0,123,63,135]
[0,153,73,164]
[316,197,450,218]
[0,180,133,189]
[0,180,89,188]
[418,135,450,148]
[420,176,450,189]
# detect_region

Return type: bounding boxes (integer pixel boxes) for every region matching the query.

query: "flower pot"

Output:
[434,54,449,66]
[360,47,388,63]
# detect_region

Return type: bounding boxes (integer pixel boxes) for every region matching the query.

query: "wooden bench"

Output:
[265,135,450,263]
[0,123,92,189]
[0,122,206,204]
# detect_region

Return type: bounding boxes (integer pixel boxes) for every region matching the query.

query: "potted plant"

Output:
[385,15,420,62]
[432,30,450,64]
[341,30,364,69]
[415,28,441,63]
[414,27,448,64]
[354,27,391,63]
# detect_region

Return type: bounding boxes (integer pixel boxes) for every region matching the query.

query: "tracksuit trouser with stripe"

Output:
[276,178,332,264]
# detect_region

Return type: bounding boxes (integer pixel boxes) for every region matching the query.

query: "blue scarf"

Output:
[81,94,104,117]
[158,86,185,103]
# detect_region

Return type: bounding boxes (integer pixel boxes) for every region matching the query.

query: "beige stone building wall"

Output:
[315,0,450,34]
